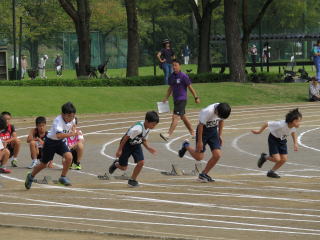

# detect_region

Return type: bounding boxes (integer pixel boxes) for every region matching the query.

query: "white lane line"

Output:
[298,127,320,152]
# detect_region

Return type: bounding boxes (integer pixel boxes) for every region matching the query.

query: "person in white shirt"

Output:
[251,108,302,178]
[309,77,320,101]
[178,103,231,182]
[108,111,159,187]
[38,54,48,79]
[25,102,80,189]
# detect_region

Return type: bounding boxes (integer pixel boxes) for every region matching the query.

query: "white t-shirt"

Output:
[126,121,150,145]
[0,139,3,150]
[268,120,296,140]
[47,115,76,140]
[199,103,222,128]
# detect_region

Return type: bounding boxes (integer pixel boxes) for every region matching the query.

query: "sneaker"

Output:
[58,176,72,186]
[28,160,39,169]
[257,153,267,168]
[75,163,82,170]
[128,179,139,187]
[0,168,11,174]
[108,160,118,174]
[267,170,281,178]
[178,140,190,158]
[25,173,34,189]
[11,159,18,167]
[203,173,215,182]
[160,133,170,142]
[198,173,209,182]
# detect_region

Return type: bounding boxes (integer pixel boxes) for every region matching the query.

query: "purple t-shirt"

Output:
[160,48,175,64]
[169,71,191,101]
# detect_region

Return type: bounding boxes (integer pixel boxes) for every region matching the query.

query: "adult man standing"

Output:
[20,55,28,79]
[157,39,175,85]
[55,54,63,77]
[183,45,191,65]
[160,60,200,141]
[312,40,320,81]
[38,55,48,79]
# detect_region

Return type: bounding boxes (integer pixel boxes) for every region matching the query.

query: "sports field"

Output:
[0,102,319,240]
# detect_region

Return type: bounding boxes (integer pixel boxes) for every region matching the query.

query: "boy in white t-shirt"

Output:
[251,108,302,178]
[25,102,80,189]
[178,103,231,182]
[108,111,159,187]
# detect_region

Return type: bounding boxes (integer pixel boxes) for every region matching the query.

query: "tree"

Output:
[124,0,139,77]
[59,0,91,77]
[224,0,246,82]
[188,0,221,73]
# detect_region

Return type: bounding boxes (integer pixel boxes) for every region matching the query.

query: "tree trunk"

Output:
[27,39,39,70]
[224,0,246,82]
[124,0,139,77]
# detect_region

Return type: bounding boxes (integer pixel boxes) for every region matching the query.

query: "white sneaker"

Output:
[28,160,39,169]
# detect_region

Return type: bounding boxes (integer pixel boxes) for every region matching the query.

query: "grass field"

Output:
[0,82,309,117]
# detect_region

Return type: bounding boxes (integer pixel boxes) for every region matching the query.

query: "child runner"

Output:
[108,111,159,187]
[160,60,200,141]
[26,116,47,169]
[67,117,84,170]
[0,112,21,167]
[178,103,231,182]
[0,116,11,173]
[25,102,79,189]
[251,108,302,178]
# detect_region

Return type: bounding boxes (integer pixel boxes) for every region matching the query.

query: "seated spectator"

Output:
[309,77,320,101]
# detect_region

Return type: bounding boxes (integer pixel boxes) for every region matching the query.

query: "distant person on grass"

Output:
[0,116,11,174]
[38,54,48,79]
[178,103,231,182]
[312,40,320,81]
[251,108,301,178]
[160,60,200,142]
[55,54,63,77]
[309,77,320,101]
[25,102,80,189]
[108,111,159,187]
[21,55,28,79]
[157,39,176,85]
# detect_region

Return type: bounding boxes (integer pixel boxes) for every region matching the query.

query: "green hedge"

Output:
[0,72,283,87]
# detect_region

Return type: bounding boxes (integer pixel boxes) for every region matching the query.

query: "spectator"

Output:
[312,40,320,81]
[182,45,190,65]
[55,54,63,77]
[21,55,28,79]
[309,77,320,101]
[157,39,176,85]
[263,42,271,63]
[38,55,48,79]
[249,44,258,72]
[75,56,79,76]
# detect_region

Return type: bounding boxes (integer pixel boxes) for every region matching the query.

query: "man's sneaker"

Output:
[128,179,139,187]
[11,159,18,167]
[75,163,82,170]
[160,133,170,142]
[25,173,34,189]
[257,153,267,168]
[108,160,118,174]
[58,176,72,186]
[28,160,39,169]
[0,168,11,174]
[267,170,281,178]
[178,140,190,158]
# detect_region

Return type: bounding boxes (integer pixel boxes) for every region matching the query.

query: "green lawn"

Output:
[0,82,309,117]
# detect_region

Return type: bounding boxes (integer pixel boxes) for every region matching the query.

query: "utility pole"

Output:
[12,0,17,79]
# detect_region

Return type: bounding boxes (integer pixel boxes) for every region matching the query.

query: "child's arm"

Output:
[56,131,78,140]
[187,85,200,104]
[251,123,268,134]
[291,132,298,151]
[142,139,157,155]
[218,120,224,146]
[163,86,172,102]
[26,129,35,143]
[116,136,130,158]
[196,123,204,152]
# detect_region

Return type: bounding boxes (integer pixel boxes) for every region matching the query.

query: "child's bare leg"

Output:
[75,142,84,163]
[186,145,204,161]
[203,149,221,174]
[180,115,194,136]
[168,114,180,136]
[271,154,287,171]
[115,161,128,171]
[31,162,47,177]
[11,138,21,158]
[267,154,280,163]
[0,149,10,166]
[29,141,39,160]
[61,152,72,176]
[131,160,144,180]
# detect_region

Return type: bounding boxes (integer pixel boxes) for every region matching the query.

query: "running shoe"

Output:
[108,160,118,174]
[267,170,281,178]
[0,168,11,174]
[28,160,39,169]
[25,173,34,189]
[11,159,18,167]
[202,173,215,182]
[198,173,209,182]
[160,133,170,142]
[75,163,82,170]
[178,140,190,158]
[257,153,267,168]
[58,176,72,186]
[128,179,139,187]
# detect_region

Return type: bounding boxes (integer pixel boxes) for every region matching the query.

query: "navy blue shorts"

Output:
[196,126,221,153]
[173,100,187,116]
[41,138,71,164]
[118,142,144,167]
[268,133,287,156]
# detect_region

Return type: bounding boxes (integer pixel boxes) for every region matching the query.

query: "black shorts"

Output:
[41,138,71,164]
[173,100,187,116]
[37,148,43,160]
[268,133,287,156]
[196,126,221,153]
[118,142,144,167]
[71,148,78,163]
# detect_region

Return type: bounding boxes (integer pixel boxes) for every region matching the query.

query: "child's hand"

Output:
[251,130,260,134]
[116,149,122,158]
[294,144,298,151]
[148,147,157,155]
